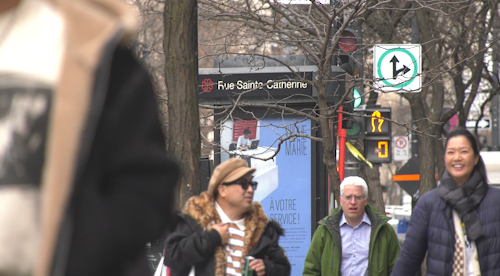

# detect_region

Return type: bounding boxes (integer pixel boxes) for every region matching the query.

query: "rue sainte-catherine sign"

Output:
[373,44,422,93]
[199,71,313,98]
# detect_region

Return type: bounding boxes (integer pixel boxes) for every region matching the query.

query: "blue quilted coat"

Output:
[391,186,500,276]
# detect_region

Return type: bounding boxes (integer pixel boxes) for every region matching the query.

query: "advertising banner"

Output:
[220,117,312,276]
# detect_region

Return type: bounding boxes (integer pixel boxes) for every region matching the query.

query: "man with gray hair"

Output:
[303,176,400,276]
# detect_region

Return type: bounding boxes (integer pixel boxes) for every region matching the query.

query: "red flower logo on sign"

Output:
[201,78,214,93]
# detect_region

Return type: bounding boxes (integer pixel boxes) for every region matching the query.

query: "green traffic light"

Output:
[353,89,361,108]
[346,121,361,136]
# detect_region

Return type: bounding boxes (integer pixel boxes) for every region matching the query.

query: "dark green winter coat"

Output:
[303,205,400,276]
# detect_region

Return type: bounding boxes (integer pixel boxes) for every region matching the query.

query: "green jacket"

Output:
[303,205,400,276]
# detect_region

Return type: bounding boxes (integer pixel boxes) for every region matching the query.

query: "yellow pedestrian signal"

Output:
[364,107,392,163]
[365,108,391,136]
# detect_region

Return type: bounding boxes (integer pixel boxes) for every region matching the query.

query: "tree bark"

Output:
[360,165,384,214]
[316,81,342,206]
[164,0,201,209]
[434,135,445,181]
[408,7,446,197]
[408,94,437,197]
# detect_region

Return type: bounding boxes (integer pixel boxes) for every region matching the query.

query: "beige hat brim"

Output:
[222,166,256,184]
[207,158,256,197]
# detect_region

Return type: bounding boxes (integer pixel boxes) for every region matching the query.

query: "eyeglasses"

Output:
[222,179,258,191]
[342,195,366,202]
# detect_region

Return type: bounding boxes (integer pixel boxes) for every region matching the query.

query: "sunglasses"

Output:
[222,179,258,191]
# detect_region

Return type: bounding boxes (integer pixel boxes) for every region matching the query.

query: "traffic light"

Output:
[364,107,392,163]
[364,138,391,163]
[345,110,365,139]
[352,87,362,108]
[338,24,364,109]
[341,102,354,129]
[364,107,391,136]
[338,25,362,77]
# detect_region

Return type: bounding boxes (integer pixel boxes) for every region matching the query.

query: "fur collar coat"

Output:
[182,191,269,276]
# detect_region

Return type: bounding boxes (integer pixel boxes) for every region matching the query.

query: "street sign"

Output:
[465,118,491,129]
[199,72,313,98]
[392,156,420,199]
[393,135,410,161]
[373,44,422,93]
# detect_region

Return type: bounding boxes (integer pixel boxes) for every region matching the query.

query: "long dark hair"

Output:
[445,127,488,182]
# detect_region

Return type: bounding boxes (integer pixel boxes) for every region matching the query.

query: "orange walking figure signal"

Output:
[371,111,384,133]
[364,107,392,164]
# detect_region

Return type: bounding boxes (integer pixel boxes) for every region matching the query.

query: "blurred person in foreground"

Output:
[164,158,291,276]
[0,0,180,275]
[392,127,500,275]
[303,176,400,276]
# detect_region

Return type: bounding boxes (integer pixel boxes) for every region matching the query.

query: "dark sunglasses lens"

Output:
[243,180,252,190]
[239,180,257,191]
[251,182,257,191]
[240,181,249,190]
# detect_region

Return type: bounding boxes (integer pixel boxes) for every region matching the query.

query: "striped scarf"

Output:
[225,223,245,276]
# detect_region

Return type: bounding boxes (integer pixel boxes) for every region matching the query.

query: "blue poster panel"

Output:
[220,117,311,276]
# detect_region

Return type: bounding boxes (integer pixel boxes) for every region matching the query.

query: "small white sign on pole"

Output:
[393,136,410,161]
[465,118,491,129]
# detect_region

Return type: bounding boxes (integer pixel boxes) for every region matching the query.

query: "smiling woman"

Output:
[392,127,500,276]
[444,135,480,185]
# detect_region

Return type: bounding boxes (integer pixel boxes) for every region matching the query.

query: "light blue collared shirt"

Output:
[339,212,371,276]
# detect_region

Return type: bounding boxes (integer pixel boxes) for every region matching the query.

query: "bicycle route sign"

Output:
[373,44,422,93]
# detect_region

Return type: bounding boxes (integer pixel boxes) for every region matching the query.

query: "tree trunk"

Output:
[406,7,446,197]
[434,132,445,181]
[360,165,385,214]
[316,82,341,206]
[417,133,437,196]
[164,0,201,209]
[408,94,437,197]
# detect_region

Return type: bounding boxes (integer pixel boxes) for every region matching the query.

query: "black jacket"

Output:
[164,192,291,276]
[61,45,180,276]
[30,1,180,275]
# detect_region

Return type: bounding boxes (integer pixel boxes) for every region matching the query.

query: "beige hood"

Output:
[37,0,136,275]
